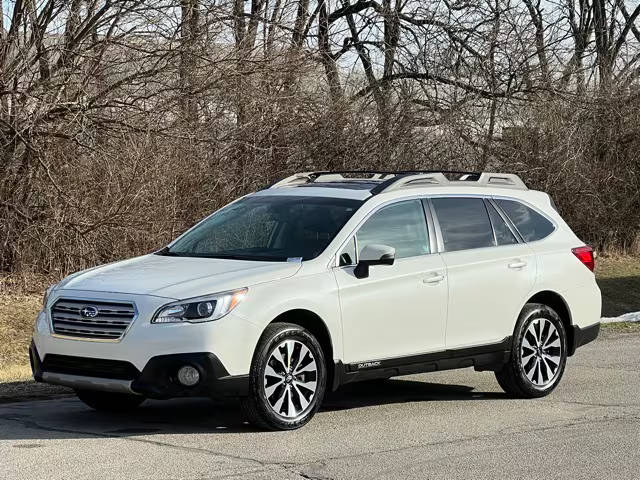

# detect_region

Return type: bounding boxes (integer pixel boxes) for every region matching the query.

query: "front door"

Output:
[333,199,448,363]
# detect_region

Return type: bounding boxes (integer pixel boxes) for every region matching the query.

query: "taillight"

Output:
[572,246,595,272]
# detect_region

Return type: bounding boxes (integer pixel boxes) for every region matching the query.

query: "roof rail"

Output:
[269,170,527,193]
[269,171,402,188]
[375,171,527,193]
[269,170,478,189]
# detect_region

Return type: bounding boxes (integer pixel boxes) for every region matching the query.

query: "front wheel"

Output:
[241,322,327,430]
[495,303,568,398]
[75,389,145,412]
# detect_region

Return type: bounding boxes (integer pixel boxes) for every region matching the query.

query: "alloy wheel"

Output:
[263,339,318,419]
[520,318,563,387]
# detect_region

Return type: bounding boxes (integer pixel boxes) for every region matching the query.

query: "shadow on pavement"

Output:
[0,378,507,440]
[323,378,506,411]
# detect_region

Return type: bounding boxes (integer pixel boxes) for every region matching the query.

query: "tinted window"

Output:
[487,202,518,246]
[496,199,555,242]
[356,200,430,259]
[432,198,494,252]
[166,196,361,261]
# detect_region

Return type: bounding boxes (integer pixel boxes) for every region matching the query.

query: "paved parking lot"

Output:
[1,332,639,479]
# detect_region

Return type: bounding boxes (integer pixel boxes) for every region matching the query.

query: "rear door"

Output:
[429,197,536,349]
[334,199,448,363]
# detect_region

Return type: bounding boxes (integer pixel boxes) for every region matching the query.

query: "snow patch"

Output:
[601,311,640,324]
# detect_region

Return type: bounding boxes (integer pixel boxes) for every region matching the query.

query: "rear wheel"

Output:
[241,322,327,430]
[75,389,145,412]
[495,303,567,398]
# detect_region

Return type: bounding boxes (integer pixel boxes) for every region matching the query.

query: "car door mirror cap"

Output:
[354,244,395,278]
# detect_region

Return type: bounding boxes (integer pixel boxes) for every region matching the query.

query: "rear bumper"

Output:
[569,322,600,355]
[30,342,248,399]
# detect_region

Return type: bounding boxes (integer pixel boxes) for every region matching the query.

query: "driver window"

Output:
[356,200,430,259]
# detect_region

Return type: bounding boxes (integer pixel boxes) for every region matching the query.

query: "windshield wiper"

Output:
[155,246,180,256]
[155,248,287,261]
[194,253,287,262]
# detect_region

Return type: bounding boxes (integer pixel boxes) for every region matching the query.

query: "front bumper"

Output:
[30,342,248,399]
[35,290,263,376]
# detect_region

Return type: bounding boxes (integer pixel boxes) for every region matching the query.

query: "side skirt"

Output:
[332,337,512,390]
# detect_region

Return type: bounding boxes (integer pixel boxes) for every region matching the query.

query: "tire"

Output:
[241,322,327,430]
[75,389,146,412]
[495,303,568,398]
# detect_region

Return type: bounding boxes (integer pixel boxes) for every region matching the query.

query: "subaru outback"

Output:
[31,171,601,430]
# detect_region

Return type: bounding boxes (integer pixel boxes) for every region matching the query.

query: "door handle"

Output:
[508,260,527,269]
[423,273,445,284]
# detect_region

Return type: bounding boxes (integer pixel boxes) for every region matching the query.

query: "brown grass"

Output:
[0,293,40,372]
[596,255,640,317]
[0,292,70,400]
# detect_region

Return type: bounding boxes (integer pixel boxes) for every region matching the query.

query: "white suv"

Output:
[31,171,601,430]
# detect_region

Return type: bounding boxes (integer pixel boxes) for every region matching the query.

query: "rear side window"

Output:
[432,198,494,252]
[486,202,518,246]
[495,199,555,242]
[356,200,430,259]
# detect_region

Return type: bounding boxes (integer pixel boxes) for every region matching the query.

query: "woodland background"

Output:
[1,0,640,277]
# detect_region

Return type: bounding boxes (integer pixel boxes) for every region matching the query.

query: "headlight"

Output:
[42,284,57,309]
[35,312,50,335]
[152,288,248,324]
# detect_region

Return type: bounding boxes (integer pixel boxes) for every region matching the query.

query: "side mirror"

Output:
[354,244,395,279]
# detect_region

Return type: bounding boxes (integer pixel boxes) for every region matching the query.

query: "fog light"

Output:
[177,365,200,387]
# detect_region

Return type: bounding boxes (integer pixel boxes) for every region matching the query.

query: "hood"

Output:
[58,254,301,299]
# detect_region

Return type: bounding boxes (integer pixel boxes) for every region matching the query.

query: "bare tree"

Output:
[1,0,640,275]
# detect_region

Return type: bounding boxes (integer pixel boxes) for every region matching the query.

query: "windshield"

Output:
[163,195,362,261]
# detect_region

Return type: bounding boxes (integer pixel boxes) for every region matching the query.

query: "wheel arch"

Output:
[265,309,338,391]
[524,290,575,354]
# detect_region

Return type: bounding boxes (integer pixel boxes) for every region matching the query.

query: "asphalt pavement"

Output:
[1,332,639,479]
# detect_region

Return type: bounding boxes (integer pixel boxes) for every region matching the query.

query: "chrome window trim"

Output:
[49,297,138,343]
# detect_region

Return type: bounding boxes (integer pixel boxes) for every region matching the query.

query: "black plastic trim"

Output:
[42,354,139,380]
[131,352,248,399]
[333,337,512,387]
[30,344,248,400]
[29,341,43,382]
[569,322,600,355]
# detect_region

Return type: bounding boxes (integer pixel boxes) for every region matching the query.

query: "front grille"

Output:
[51,299,136,340]
[42,354,139,380]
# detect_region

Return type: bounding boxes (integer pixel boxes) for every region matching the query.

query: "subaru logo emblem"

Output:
[80,306,99,318]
